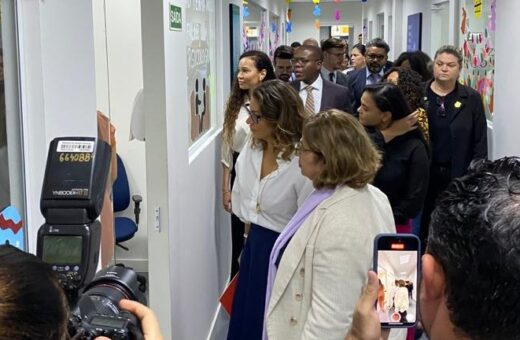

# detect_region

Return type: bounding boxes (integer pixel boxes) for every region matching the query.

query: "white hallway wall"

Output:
[493,0,520,158]
[93,0,148,271]
[141,0,288,339]
[290,0,460,60]
[289,1,363,47]
[17,0,98,252]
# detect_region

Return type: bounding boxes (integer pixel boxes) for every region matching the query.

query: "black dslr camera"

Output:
[37,137,146,340]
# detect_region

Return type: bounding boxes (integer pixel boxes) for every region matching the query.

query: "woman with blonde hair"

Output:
[264,110,395,339]
[221,50,276,277]
[227,79,313,340]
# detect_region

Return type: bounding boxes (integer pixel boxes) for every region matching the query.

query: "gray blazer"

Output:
[266,185,395,340]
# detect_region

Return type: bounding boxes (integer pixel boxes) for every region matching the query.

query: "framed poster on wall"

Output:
[229,4,241,86]
[407,13,422,51]
[186,1,216,144]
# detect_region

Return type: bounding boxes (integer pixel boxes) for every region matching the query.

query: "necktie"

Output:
[304,86,315,115]
[329,72,335,82]
[368,73,380,85]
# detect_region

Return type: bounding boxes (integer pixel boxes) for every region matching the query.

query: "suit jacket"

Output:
[335,71,349,87]
[290,78,354,115]
[321,68,349,88]
[266,185,395,340]
[424,80,488,178]
[345,66,392,113]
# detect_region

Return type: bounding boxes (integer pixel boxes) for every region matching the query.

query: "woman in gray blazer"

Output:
[264,110,396,340]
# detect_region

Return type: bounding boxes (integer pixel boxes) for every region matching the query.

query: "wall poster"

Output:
[186,0,216,144]
[406,13,422,51]
[460,0,495,121]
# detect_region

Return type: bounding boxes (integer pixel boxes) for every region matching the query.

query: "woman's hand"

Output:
[381,110,418,143]
[223,191,232,213]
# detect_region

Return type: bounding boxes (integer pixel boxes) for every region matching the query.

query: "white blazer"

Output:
[266,185,395,340]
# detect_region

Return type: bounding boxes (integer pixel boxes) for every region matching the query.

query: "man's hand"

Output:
[120,299,164,340]
[345,271,389,340]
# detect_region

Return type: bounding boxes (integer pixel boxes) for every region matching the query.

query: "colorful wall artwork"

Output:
[461,0,495,121]
[269,14,280,58]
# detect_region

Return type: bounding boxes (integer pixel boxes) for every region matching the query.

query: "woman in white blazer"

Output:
[264,110,396,340]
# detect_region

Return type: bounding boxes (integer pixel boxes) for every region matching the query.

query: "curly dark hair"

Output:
[222,51,276,146]
[428,157,520,339]
[382,66,424,111]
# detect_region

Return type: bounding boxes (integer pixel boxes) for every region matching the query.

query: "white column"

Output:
[17,0,98,253]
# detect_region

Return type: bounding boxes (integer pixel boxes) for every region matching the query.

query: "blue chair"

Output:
[113,154,142,251]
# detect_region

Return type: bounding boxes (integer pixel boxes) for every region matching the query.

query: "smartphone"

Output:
[373,233,420,328]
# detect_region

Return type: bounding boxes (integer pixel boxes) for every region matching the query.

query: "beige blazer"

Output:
[266,185,395,340]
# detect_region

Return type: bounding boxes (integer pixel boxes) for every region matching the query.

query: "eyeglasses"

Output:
[245,103,262,124]
[291,57,318,66]
[366,53,387,61]
[436,97,446,117]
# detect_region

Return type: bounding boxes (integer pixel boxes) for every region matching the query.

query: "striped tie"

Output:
[305,85,315,115]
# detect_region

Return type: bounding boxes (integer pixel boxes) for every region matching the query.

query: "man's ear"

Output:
[421,254,446,301]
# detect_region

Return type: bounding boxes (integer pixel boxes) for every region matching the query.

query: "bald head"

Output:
[302,38,319,47]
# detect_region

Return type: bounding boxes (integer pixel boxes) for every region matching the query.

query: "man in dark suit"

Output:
[321,37,349,87]
[346,38,393,112]
[290,45,353,115]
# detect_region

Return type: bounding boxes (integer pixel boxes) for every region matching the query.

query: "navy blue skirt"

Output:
[227,224,280,340]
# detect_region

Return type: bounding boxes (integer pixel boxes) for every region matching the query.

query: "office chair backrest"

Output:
[113,154,130,213]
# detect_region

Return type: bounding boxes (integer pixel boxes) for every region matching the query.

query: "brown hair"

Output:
[321,37,346,51]
[0,245,69,339]
[251,79,307,160]
[222,51,276,147]
[303,110,381,189]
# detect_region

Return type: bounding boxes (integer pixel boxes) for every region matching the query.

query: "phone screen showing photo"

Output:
[375,235,419,327]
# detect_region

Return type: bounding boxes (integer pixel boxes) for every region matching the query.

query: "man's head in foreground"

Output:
[348,157,520,340]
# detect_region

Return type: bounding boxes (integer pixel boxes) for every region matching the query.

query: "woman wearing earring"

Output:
[221,51,276,278]
[227,80,313,340]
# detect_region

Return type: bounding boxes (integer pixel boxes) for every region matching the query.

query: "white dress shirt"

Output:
[220,103,251,169]
[298,76,323,115]
[232,139,313,233]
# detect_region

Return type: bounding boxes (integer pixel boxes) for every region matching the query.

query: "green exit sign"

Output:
[170,4,182,31]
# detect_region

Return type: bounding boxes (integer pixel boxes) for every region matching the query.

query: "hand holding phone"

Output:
[373,234,420,328]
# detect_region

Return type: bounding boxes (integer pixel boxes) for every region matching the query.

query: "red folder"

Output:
[220,273,239,315]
